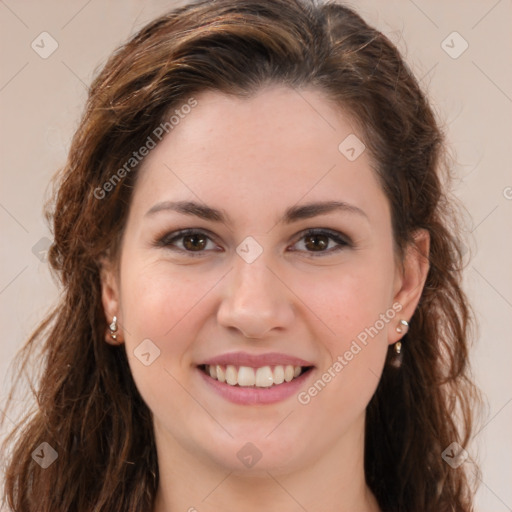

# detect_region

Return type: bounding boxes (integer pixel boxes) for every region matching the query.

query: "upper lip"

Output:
[199,351,315,368]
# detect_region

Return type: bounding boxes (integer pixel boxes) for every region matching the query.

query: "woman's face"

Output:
[102,85,427,476]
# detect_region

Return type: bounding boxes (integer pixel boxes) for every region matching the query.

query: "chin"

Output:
[193,428,306,475]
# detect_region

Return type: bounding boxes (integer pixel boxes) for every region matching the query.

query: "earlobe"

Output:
[389,229,430,345]
[99,257,124,345]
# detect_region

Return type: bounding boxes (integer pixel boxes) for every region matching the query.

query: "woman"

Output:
[1,0,481,510]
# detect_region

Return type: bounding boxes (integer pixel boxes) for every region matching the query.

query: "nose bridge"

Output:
[233,253,276,301]
[217,248,294,338]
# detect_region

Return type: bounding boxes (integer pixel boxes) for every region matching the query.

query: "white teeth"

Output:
[216,365,225,383]
[225,365,238,385]
[255,366,273,387]
[238,366,256,386]
[273,365,285,385]
[204,364,306,387]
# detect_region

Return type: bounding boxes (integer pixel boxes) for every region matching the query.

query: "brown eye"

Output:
[182,233,208,251]
[157,229,218,256]
[303,233,330,251]
[290,229,351,256]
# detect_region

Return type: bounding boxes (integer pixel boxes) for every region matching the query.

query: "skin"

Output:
[101,85,429,512]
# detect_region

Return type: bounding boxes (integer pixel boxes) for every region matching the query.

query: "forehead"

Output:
[131,85,389,226]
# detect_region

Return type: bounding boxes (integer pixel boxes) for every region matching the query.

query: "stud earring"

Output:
[109,316,118,341]
[396,319,409,334]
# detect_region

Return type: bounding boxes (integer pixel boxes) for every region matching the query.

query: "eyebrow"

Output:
[145,200,368,224]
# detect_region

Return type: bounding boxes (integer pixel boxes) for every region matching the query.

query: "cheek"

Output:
[117,262,220,435]
[120,261,215,344]
[118,262,215,397]
[294,259,394,348]
[291,260,394,417]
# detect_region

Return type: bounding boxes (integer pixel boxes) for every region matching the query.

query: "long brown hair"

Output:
[1,1,481,510]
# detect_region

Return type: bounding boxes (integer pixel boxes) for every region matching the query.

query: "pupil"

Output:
[305,234,327,251]
[184,234,206,251]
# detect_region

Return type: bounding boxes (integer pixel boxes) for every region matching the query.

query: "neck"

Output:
[152,414,381,512]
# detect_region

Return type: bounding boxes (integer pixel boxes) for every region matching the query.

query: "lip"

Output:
[199,351,315,368]
[197,366,314,405]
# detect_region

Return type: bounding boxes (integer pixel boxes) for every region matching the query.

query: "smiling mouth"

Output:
[198,364,314,388]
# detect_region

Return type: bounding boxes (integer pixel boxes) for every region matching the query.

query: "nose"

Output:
[217,254,295,339]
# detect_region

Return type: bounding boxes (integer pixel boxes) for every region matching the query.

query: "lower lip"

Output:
[197,367,314,405]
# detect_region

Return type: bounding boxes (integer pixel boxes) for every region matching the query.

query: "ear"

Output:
[388,229,430,345]
[99,256,124,345]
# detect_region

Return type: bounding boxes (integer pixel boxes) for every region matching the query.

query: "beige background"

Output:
[0,1,511,510]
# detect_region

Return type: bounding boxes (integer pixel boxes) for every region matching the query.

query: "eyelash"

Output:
[155,228,352,257]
